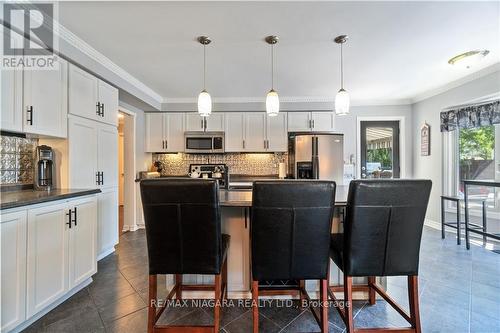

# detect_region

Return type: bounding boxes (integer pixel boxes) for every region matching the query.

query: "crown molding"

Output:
[411,62,500,104]
[56,23,164,104]
[163,96,412,106]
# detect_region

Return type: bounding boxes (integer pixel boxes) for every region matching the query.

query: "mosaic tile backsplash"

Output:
[153,153,287,176]
[0,135,37,184]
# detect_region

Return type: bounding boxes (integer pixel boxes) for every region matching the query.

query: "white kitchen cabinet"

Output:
[0,69,23,133]
[68,64,98,121]
[69,197,98,288]
[68,117,117,189]
[145,113,165,152]
[224,113,245,152]
[266,112,288,151]
[185,113,205,131]
[97,124,119,188]
[205,113,225,131]
[23,58,68,138]
[165,113,185,152]
[287,112,335,132]
[98,80,119,126]
[145,113,185,152]
[311,112,335,132]
[185,113,224,132]
[244,113,267,152]
[26,202,69,318]
[68,63,118,126]
[97,187,119,259]
[287,112,311,131]
[68,116,98,189]
[1,210,27,332]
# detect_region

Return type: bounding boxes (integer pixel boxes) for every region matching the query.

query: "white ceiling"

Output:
[58,1,500,105]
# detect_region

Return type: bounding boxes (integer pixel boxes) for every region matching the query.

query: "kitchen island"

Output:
[174,185,352,298]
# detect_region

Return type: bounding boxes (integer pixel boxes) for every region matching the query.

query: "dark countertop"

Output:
[220,185,349,207]
[1,188,102,210]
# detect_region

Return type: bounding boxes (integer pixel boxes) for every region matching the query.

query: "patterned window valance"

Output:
[440,100,500,132]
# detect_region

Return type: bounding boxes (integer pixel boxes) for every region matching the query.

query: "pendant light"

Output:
[197,36,212,117]
[265,35,279,117]
[334,35,350,116]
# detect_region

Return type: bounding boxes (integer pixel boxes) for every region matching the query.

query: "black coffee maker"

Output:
[35,145,54,191]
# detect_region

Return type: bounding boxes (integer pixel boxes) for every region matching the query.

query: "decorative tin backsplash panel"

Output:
[0,135,37,184]
[153,153,287,176]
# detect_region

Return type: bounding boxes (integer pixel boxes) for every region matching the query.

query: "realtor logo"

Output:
[1,2,58,69]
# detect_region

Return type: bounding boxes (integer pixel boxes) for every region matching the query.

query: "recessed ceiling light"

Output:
[448,50,489,69]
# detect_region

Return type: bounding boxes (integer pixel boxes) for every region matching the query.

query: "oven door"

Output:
[185,136,214,153]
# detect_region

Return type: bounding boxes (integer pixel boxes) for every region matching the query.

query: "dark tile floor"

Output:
[24,227,500,333]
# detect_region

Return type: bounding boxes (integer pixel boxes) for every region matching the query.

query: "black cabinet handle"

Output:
[66,209,72,228]
[27,106,33,125]
[72,207,77,226]
[162,140,164,149]
[96,172,100,185]
[165,140,168,149]
[201,119,203,129]
[101,103,105,117]
[100,172,104,185]
[96,102,101,116]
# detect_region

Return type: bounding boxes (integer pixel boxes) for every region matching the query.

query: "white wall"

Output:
[334,104,413,178]
[412,70,500,223]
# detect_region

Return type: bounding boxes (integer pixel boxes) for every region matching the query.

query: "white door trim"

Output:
[356,116,406,179]
[118,107,137,233]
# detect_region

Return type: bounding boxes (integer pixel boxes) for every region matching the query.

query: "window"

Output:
[458,125,498,208]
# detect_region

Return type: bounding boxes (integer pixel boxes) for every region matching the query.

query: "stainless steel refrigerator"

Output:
[288,133,344,184]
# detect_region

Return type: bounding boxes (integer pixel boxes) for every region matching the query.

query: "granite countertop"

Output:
[1,188,102,210]
[220,185,349,207]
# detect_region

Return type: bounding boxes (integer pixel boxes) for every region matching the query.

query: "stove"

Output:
[188,164,229,189]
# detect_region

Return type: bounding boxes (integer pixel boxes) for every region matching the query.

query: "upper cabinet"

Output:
[287,112,335,132]
[224,112,288,152]
[185,113,224,132]
[1,58,68,138]
[145,113,185,153]
[68,64,118,127]
[23,58,68,138]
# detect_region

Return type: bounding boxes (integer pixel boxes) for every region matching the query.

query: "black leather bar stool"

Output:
[329,180,432,333]
[251,180,336,333]
[140,179,230,333]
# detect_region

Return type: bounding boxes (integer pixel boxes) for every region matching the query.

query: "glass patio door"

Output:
[360,121,400,179]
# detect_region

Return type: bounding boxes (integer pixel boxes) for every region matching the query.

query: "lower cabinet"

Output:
[1,210,27,332]
[97,187,119,259]
[26,202,70,318]
[0,195,98,331]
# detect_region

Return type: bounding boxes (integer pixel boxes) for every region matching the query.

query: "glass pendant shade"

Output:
[266,89,280,116]
[335,88,350,116]
[198,90,212,117]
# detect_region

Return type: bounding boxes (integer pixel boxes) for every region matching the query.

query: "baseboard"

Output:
[123,223,141,232]
[10,278,93,333]
[97,247,116,261]
[424,218,441,231]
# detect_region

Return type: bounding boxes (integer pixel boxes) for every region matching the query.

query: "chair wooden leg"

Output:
[252,280,259,333]
[175,274,182,300]
[148,275,157,333]
[368,276,376,305]
[214,274,222,332]
[408,275,422,333]
[299,280,306,308]
[223,259,228,300]
[320,279,329,333]
[344,276,354,333]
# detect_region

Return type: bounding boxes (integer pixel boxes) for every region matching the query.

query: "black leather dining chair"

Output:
[251,180,336,333]
[329,179,432,333]
[140,178,230,333]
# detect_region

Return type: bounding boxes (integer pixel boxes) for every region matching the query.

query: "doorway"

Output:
[360,120,400,179]
[117,109,137,235]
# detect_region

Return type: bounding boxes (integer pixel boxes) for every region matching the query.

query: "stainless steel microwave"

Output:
[184,131,224,153]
